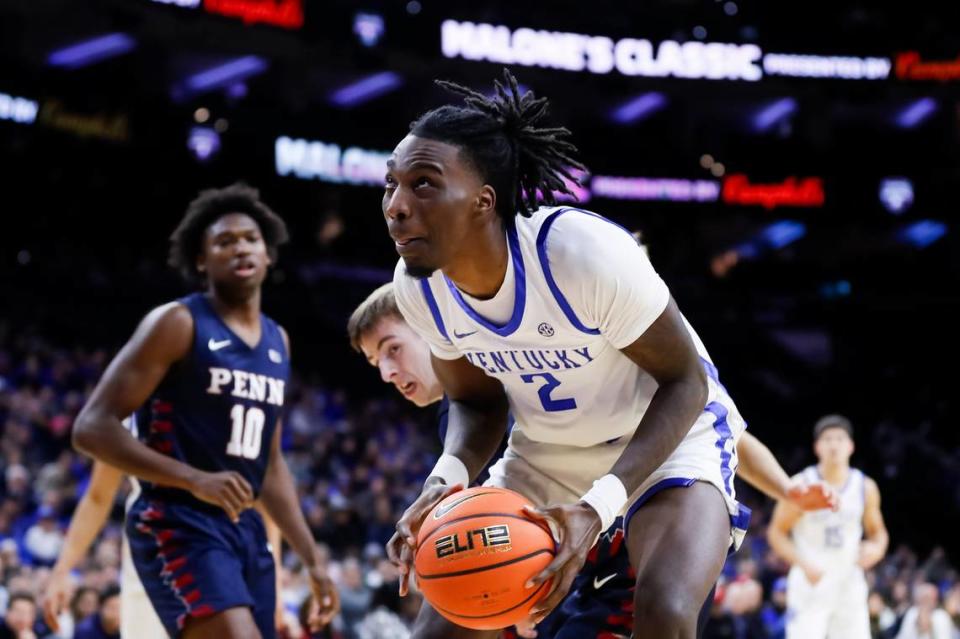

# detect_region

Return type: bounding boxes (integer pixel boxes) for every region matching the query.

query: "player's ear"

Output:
[475,184,496,219]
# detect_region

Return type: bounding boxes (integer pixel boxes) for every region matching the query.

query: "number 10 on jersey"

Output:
[227,404,265,459]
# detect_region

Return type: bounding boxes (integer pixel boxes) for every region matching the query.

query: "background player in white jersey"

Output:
[383,68,781,639]
[768,414,889,639]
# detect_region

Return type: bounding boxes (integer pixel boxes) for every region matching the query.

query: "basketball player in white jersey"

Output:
[350,283,837,639]
[768,414,889,639]
[383,69,756,639]
[44,418,285,639]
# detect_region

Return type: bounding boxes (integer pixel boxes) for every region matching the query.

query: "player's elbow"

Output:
[72,409,102,457]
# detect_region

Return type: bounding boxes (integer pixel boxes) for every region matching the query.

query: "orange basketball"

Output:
[414,486,556,630]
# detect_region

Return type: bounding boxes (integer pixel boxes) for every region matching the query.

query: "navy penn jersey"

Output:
[135,292,289,505]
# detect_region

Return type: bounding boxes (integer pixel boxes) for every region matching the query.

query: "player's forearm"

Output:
[441,397,510,483]
[259,457,322,569]
[866,528,889,556]
[609,374,706,494]
[736,432,791,501]
[73,412,199,491]
[767,527,803,566]
[51,495,113,576]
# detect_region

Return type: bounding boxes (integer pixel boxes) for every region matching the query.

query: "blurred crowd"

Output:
[0,332,957,639]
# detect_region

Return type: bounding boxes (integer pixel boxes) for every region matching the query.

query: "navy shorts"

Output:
[126,497,276,638]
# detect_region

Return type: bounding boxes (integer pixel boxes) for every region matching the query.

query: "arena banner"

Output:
[440,20,891,82]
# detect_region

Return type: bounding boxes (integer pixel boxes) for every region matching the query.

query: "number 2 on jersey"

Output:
[227,404,265,459]
[521,373,577,412]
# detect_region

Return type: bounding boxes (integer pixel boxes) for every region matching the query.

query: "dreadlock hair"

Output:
[168,182,289,284]
[410,68,587,225]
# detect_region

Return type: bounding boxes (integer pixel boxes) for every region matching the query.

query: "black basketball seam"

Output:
[417,548,555,580]
[415,512,556,563]
[431,579,551,620]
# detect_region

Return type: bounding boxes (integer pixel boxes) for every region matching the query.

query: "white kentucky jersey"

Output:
[792,466,866,569]
[394,205,736,448]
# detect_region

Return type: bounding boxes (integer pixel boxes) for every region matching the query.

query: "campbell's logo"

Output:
[204,0,303,29]
[435,525,511,559]
[722,174,825,210]
[895,52,960,82]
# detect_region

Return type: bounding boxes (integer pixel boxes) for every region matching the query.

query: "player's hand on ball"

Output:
[42,569,72,631]
[786,479,839,512]
[523,501,603,624]
[187,470,254,522]
[387,478,464,596]
[306,566,340,630]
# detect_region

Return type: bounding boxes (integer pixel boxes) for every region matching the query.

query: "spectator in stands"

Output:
[22,506,63,567]
[0,592,37,639]
[337,557,372,639]
[760,577,788,639]
[896,582,957,639]
[73,585,120,639]
[69,586,98,628]
[355,584,409,639]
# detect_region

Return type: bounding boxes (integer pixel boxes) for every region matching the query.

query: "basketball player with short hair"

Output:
[768,414,888,639]
[72,184,338,639]
[350,283,836,639]
[361,94,835,631]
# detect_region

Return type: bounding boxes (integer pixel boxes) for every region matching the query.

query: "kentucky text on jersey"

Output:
[206,367,286,405]
[464,346,594,374]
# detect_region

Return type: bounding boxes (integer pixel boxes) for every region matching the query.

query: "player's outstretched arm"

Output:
[43,460,124,631]
[526,298,708,621]
[737,432,838,511]
[386,353,510,595]
[258,420,340,630]
[73,303,254,520]
[858,477,888,570]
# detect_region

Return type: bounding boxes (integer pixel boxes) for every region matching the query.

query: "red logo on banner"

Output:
[204,0,303,29]
[895,52,960,81]
[722,174,825,210]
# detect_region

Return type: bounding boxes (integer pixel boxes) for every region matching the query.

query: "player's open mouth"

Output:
[395,237,424,254]
[400,381,417,397]
[233,261,257,277]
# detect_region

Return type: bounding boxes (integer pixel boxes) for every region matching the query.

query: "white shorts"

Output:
[484,374,750,550]
[121,533,169,639]
[786,565,870,639]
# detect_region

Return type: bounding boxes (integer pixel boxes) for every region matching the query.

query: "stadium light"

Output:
[329,72,403,108]
[47,33,136,69]
[610,92,667,124]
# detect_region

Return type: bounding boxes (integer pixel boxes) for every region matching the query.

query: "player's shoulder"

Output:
[529,206,639,262]
[127,300,194,360]
[141,300,194,336]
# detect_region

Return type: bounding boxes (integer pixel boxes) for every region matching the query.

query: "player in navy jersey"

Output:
[73,184,339,639]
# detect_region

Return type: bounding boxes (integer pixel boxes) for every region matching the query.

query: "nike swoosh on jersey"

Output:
[593,573,618,589]
[453,329,478,339]
[208,338,231,351]
[268,349,283,363]
[433,491,493,519]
